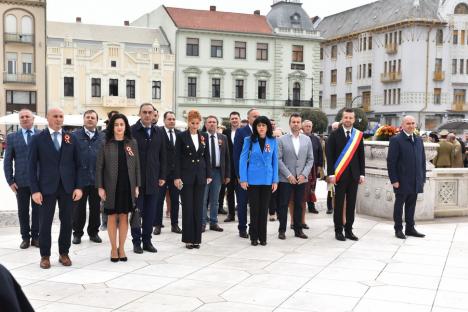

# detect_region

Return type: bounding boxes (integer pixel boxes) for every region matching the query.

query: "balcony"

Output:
[433,71,445,81]
[385,43,398,54]
[381,72,402,83]
[451,102,468,112]
[3,72,36,84]
[4,32,33,44]
[285,99,313,107]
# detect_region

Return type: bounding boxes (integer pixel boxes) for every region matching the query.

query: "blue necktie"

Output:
[53,132,60,151]
[26,130,32,145]
[146,127,151,139]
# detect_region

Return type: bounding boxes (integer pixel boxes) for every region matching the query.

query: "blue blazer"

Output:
[233,125,252,178]
[387,132,426,194]
[3,129,40,188]
[239,136,279,186]
[28,129,82,195]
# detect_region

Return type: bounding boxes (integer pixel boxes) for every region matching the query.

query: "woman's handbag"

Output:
[130,203,141,228]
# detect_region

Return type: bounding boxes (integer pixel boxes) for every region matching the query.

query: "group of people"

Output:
[430,129,468,168]
[3,105,428,269]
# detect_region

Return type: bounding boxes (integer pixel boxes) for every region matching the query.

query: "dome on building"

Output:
[266,0,314,31]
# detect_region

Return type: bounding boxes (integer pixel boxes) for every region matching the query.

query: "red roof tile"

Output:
[165,7,272,35]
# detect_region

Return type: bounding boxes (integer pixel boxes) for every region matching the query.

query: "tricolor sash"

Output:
[334,128,363,182]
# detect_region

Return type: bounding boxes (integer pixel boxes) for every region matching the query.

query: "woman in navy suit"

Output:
[174,110,212,249]
[239,116,278,246]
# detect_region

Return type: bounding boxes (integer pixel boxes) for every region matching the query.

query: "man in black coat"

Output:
[131,104,167,254]
[387,115,426,239]
[326,108,365,241]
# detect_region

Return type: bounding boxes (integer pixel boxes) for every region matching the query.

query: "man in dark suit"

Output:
[218,111,241,222]
[3,109,40,249]
[387,115,426,239]
[202,116,230,232]
[131,104,166,254]
[154,111,181,235]
[326,108,365,241]
[233,108,260,238]
[29,107,83,269]
[72,110,104,245]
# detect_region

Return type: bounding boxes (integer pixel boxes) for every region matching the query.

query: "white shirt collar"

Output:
[248,124,253,132]
[21,127,33,134]
[403,130,413,137]
[208,132,217,139]
[164,126,174,133]
[342,125,353,133]
[48,127,62,134]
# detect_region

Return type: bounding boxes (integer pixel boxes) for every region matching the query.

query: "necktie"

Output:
[346,130,350,140]
[53,132,60,151]
[409,134,414,142]
[210,135,217,167]
[26,130,32,145]
[146,127,151,139]
[169,129,175,147]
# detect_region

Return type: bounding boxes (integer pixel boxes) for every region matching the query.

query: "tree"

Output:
[301,109,328,133]
[335,107,368,131]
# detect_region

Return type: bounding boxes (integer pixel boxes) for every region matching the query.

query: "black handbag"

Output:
[130,203,141,228]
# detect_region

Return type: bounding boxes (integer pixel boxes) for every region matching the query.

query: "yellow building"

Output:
[1,0,46,118]
[46,19,175,118]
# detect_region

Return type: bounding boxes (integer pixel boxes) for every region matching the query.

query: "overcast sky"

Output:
[47,0,374,25]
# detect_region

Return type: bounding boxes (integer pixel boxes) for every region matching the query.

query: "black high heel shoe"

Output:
[118,248,127,262]
[110,250,119,262]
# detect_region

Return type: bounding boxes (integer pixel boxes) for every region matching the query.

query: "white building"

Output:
[317,0,468,129]
[132,0,321,126]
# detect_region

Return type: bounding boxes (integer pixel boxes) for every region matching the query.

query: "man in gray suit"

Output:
[277,113,314,240]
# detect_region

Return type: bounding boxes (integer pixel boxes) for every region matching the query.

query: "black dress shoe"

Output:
[72,236,81,244]
[171,224,182,234]
[193,244,200,249]
[239,231,249,239]
[186,244,193,249]
[143,243,157,253]
[302,224,309,229]
[153,226,161,235]
[260,241,267,246]
[89,235,102,243]
[251,240,258,246]
[218,208,228,215]
[31,239,40,248]
[20,240,30,249]
[326,208,333,214]
[395,230,406,239]
[133,244,143,254]
[309,208,319,214]
[224,215,235,222]
[202,224,206,233]
[405,228,425,238]
[210,224,224,232]
[335,232,346,241]
[295,232,308,239]
[278,232,286,240]
[345,231,359,241]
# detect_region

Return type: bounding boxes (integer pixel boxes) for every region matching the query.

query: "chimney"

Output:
[254,10,260,15]
[76,17,81,23]
[210,5,216,11]
[124,20,129,26]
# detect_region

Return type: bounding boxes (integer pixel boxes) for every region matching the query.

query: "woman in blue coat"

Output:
[239,116,278,246]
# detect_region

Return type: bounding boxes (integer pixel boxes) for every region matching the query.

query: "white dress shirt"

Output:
[290,133,300,156]
[48,127,62,148]
[191,133,199,151]
[164,127,176,145]
[230,128,237,143]
[21,127,35,145]
[208,132,221,167]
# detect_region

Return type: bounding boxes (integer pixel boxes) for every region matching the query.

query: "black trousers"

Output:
[334,172,358,233]
[132,193,158,245]
[72,185,100,237]
[269,190,278,216]
[393,193,417,231]
[248,185,271,242]
[278,182,305,233]
[39,183,73,257]
[16,187,39,241]
[155,178,180,226]
[218,178,237,217]
[0,264,34,312]
[181,183,205,244]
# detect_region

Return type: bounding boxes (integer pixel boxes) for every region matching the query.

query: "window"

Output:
[363,37,367,50]
[235,79,244,99]
[188,77,197,97]
[111,60,117,67]
[331,69,337,84]
[368,63,372,78]
[152,81,161,99]
[453,30,459,45]
[235,41,246,59]
[398,59,401,72]
[462,30,466,45]
[22,53,32,74]
[368,36,373,50]
[346,42,353,56]
[258,80,266,99]
[330,94,337,109]
[363,64,367,77]
[126,80,135,99]
[384,61,388,74]
[345,93,353,107]
[455,3,468,14]
[6,53,17,74]
[5,15,17,33]
[454,89,466,105]
[331,45,337,59]
[319,71,323,84]
[21,16,33,35]
[66,58,72,65]
[91,78,101,97]
[186,38,199,56]
[292,45,304,62]
[434,88,441,104]
[6,90,36,112]
[345,67,352,83]
[384,90,388,105]
[436,29,444,45]
[452,59,458,74]
[109,79,118,96]
[257,43,268,60]
[64,77,74,97]
[212,78,221,98]
[293,82,301,102]
[460,59,465,74]
[153,64,159,70]
[435,58,443,71]
[211,40,223,58]
[397,88,401,104]
[320,48,323,60]
[399,31,402,45]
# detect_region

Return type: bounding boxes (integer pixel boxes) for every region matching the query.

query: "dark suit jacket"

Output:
[326,127,365,181]
[205,132,230,180]
[3,129,40,187]
[73,128,104,187]
[28,129,82,195]
[223,128,237,179]
[160,127,180,180]
[309,134,324,167]
[233,125,252,178]
[131,121,167,194]
[175,130,212,185]
[387,132,426,194]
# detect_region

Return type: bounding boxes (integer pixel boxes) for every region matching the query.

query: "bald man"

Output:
[29,108,83,269]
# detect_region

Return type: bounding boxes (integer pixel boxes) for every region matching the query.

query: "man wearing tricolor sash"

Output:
[326,108,365,241]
